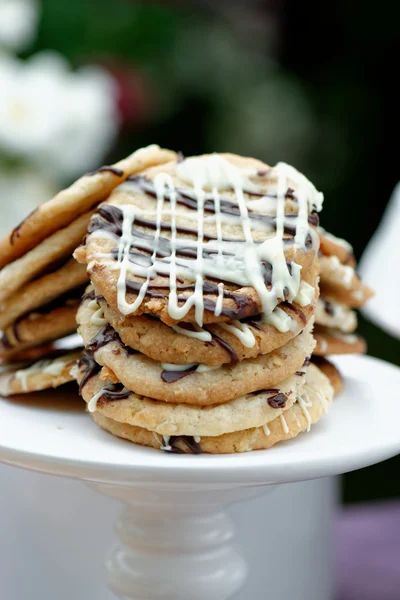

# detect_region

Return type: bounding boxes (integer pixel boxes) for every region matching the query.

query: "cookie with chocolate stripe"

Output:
[75,153,323,326]
[0,145,176,269]
[92,269,319,365]
[86,363,333,454]
[76,360,307,437]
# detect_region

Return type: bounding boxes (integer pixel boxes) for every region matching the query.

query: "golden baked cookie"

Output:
[0,259,87,330]
[0,349,81,396]
[0,286,84,359]
[0,211,92,303]
[77,296,315,405]
[75,153,323,326]
[95,274,318,365]
[77,363,308,437]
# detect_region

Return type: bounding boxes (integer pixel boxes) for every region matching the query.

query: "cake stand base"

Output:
[91,483,270,600]
[1,355,400,600]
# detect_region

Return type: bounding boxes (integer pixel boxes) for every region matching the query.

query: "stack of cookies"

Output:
[73,151,336,454]
[311,227,374,392]
[0,145,176,396]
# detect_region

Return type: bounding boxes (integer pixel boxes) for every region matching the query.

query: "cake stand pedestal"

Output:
[1,354,400,600]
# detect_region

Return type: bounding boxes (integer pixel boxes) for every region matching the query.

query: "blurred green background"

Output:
[1,0,399,502]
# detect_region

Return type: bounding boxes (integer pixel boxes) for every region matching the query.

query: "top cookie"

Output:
[75,152,323,326]
[0,145,176,269]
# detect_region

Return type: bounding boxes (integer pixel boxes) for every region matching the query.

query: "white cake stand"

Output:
[1,354,399,600]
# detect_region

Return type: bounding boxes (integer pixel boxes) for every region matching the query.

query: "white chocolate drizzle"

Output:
[263,307,294,333]
[293,281,315,307]
[280,414,289,434]
[161,435,172,451]
[14,357,67,391]
[89,300,108,326]
[87,384,129,413]
[263,423,271,437]
[171,324,212,342]
[217,321,256,347]
[99,155,323,327]
[161,362,219,374]
[297,394,312,432]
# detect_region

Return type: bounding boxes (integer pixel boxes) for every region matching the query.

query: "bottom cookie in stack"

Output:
[73,292,334,455]
[76,359,333,454]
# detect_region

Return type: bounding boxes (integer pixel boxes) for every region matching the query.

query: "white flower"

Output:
[0,167,56,236]
[0,51,120,180]
[0,0,39,52]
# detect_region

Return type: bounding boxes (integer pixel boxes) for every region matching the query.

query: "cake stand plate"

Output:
[1,354,399,600]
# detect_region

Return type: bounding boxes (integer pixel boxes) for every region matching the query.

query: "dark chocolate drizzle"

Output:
[207,331,239,364]
[124,279,260,321]
[86,174,318,324]
[170,322,239,365]
[323,300,335,316]
[78,350,101,394]
[10,208,38,245]
[87,165,124,177]
[86,324,136,357]
[125,176,318,233]
[81,288,96,303]
[0,333,13,350]
[161,364,198,383]
[164,435,202,455]
[97,383,130,402]
[267,393,287,409]
[249,388,287,407]
[280,301,307,325]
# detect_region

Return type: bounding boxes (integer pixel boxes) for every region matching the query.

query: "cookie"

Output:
[313,325,366,355]
[77,362,308,436]
[95,272,318,365]
[75,153,323,326]
[89,363,333,454]
[319,255,374,308]
[0,145,176,269]
[0,286,85,359]
[319,228,356,266]
[0,210,92,303]
[0,349,82,396]
[315,296,357,333]
[0,259,87,330]
[77,296,315,405]
[310,356,343,396]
